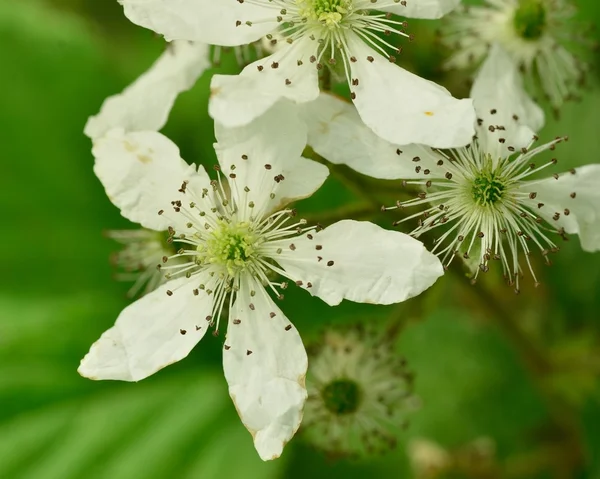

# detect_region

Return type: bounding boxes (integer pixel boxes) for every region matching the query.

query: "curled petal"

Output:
[523,165,600,252]
[471,43,544,158]
[347,34,475,148]
[275,220,444,306]
[85,41,210,139]
[376,0,461,19]
[209,38,320,128]
[303,93,444,180]
[223,276,307,461]
[78,277,212,382]
[215,100,328,215]
[119,0,273,45]
[93,129,209,231]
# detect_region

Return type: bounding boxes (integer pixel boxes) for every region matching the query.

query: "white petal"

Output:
[347,35,475,148]
[303,93,444,179]
[223,276,307,461]
[209,39,320,128]
[78,277,212,382]
[85,41,210,140]
[377,0,460,19]
[93,129,209,231]
[524,165,600,252]
[276,220,444,306]
[215,101,329,216]
[119,0,273,45]
[471,43,544,159]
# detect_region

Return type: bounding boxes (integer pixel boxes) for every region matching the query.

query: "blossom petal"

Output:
[93,129,209,231]
[347,35,475,148]
[471,43,544,159]
[223,276,307,461]
[376,0,460,19]
[275,220,444,306]
[471,43,544,132]
[523,165,600,252]
[215,101,328,215]
[303,93,444,179]
[119,0,273,45]
[209,39,320,128]
[84,41,210,140]
[78,277,212,382]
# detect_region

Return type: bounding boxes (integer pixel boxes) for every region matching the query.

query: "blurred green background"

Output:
[1,0,599,478]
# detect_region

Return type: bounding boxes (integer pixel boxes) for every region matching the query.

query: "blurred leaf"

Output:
[0,371,286,479]
[0,294,286,479]
[398,310,546,453]
[0,0,127,294]
[582,394,600,479]
[545,335,600,407]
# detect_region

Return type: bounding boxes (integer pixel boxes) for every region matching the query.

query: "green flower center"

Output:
[203,222,257,275]
[513,0,547,40]
[470,156,510,207]
[321,379,362,415]
[471,167,507,207]
[313,0,347,15]
[297,0,352,26]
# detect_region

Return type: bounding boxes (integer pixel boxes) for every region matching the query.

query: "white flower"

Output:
[306,46,600,291]
[441,0,589,112]
[118,0,476,148]
[106,228,178,297]
[78,102,444,460]
[303,327,417,457]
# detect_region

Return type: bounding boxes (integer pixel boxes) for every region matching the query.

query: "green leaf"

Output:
[0,1,127,295]
[397,310,546,451]
[0,294,286,479]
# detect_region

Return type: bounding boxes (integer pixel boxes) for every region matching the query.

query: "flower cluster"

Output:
[79,0,600,463]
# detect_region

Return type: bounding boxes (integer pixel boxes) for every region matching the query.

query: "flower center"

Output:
[322,379,362,415]
[203,221,258,275]
[471,170,507,207]
[297,0,352,27]
[513,0,546,40]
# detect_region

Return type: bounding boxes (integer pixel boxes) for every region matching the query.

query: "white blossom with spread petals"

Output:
[441,0,589,112]
[117,0,475,148]
[307,46,600,290]
[79,102,444,460]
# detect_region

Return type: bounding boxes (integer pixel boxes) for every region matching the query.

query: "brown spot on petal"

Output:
[424,111,434,116]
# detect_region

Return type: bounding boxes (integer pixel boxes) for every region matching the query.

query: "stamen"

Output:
[389,121,567,288]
